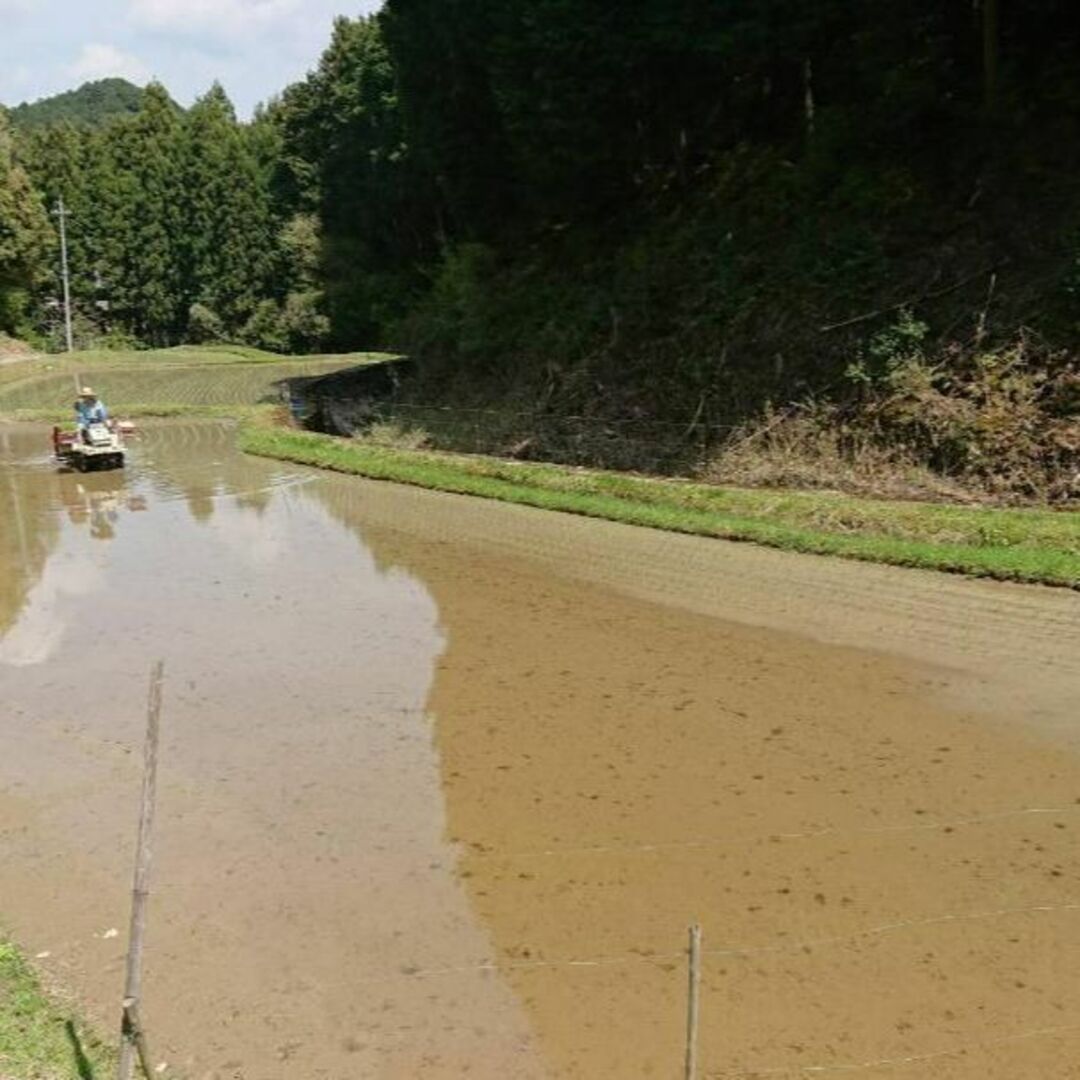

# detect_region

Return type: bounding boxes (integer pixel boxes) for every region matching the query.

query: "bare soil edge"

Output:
[236,417,1080,589]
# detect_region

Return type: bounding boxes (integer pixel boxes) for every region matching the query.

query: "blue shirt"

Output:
[76,399,108,427]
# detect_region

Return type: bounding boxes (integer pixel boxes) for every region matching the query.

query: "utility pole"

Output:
[52,196,74,353]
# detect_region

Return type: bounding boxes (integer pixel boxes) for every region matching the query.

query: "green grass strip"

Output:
[0,939,112,1079]
[238,421,1080,588]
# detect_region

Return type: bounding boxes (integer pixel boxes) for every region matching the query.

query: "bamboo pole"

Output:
[122,1001,155,1079]
[685,923,702,1080]
[117,661,165,1080]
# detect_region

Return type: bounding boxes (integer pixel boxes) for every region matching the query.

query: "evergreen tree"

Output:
[76,126,128,324]
[277,15,432,345]
[104,83,186,343]
[18,123,109,318]
[180,84,275,335]
[380,2,514,238]
[0,110,53,334]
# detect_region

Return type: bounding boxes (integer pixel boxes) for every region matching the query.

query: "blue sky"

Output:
[0,0,383,118]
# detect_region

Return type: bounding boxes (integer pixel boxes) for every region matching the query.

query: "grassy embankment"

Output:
[0,939,112,1079]
[0,344,390,421]
[238,418,1080,588]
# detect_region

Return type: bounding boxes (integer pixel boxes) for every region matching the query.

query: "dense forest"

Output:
[2,2,1079,496]
[7,78,152,131]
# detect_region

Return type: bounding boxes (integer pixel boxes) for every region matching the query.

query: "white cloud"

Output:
[129,0,302,39]
[5,65,34,93]
[0,0,33,18]
[70,42,152,85]
[0,551,105,668]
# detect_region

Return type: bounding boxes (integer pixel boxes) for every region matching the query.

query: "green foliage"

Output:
[0,287,30,336]
[279,213,321,291]
[846,310,930,384]
[240,298,288,352]
[15,81,284,349]
[102,83,187,342]
[188,302,224,343]
[380,1,515,236]
[0,111,53,333]
[275,15,432,345]
[180,84,275,332]
[869,311,929,370]
[240,291,331,353]
[6,78,153,130]
[280,290,330,351]
[413,243,499,359]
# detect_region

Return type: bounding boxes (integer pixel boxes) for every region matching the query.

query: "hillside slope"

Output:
[6,78,151,129]
[378,129,1080,501]
[259,2,1080,502]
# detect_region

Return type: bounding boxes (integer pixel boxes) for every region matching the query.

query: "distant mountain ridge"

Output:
[5,79,165,129]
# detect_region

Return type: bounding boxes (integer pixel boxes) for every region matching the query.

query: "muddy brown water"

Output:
[2,420,1080,1079]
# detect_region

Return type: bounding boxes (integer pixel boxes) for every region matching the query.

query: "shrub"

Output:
[704,400,970,502]
[238,293,329,354]
[361,420,431,450]
[280,290,330,353]
[869,339,1080,499]
[708,329,1080,503]
[239,299,287,353]
[188,302,224,343]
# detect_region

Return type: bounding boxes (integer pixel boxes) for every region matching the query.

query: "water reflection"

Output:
[0,539,106,668]
[297,470,1080,1080]
[0,422,304,641]
[0,419,543,1077]
[56,472,148,540]
[1,429,61,641]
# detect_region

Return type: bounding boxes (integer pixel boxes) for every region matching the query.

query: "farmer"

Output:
[75,386,109,442]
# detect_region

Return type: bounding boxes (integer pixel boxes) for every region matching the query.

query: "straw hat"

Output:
[80,386,96,398]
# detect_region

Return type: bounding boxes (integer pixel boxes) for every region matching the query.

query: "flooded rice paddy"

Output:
[2,420,1080,1079]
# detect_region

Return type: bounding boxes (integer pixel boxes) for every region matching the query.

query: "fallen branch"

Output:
[819,263,1006,333]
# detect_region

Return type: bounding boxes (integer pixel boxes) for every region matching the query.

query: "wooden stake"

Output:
[117,661,165,1080]
[685,923,702,1080]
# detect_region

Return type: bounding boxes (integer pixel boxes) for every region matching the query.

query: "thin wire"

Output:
[332,398,738,431]
[28,891,1080,1076]
[390,900,1080,983]
[484,805,1080,862]
[120,803,1080,885]
[701,902,1080,960]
